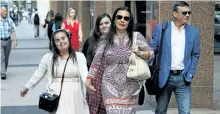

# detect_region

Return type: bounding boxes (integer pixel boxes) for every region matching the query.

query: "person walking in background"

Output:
[20,29,89,114]
[33,11,40,38]
[44,10,55,51]
[52,13,63,32]
[28,8,32,23]
[150,1,200,114]
[86,7,153,114]
[31,8,35,24]
[82,13,111,114]
[0,5,17,80]
[42,11,51,37]
[61,8,83,51]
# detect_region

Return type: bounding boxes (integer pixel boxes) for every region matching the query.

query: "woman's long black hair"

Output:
[82,13,111,68]
[106,6,134,47]
[51,29,77,77]
[54,13,63,30]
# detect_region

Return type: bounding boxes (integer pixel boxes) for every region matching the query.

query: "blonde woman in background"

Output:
[61,8,83,51]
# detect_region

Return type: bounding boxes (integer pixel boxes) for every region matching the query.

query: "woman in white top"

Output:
[20,29,89,114]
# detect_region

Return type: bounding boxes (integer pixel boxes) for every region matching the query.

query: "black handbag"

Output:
[146,22,168,95]
[38,56,70,113]
[138,22,168,105]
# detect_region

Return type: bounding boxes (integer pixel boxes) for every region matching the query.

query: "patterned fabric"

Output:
[88,32,151,114]
[86,39,106,114]
[0,18,15,38]
[86,60,106,114]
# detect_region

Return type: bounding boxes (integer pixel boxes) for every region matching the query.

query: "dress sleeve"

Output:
[135,32,154,59]
[88,37,107,79]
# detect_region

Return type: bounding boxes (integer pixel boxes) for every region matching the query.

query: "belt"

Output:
[1,37,10,41]
[170,70,183,75]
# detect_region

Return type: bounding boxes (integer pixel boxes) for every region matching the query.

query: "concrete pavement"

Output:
[1,20,220,114]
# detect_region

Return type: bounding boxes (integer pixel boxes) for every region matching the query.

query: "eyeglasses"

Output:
[116,15,130,21]
[181,11,192,16]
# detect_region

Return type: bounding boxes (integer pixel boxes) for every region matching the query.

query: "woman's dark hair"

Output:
[92,13,111,41]
[51,29,77,77]
[54,13,63,30]
[82,13,111,68]
[106,6,134,47]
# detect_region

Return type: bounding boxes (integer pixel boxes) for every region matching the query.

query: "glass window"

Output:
[215,3,220,52]
[146,1,158,43]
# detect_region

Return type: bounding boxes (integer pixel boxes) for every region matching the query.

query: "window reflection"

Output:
[215,3,220,52]
[146,1,158,43]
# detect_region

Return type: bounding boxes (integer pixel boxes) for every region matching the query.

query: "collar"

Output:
[171,21,185,31]
[0,17,8,21]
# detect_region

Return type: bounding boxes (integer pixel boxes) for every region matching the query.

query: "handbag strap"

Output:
[133,32,138,46]
[156,22,168,66]
[58,55,70,97]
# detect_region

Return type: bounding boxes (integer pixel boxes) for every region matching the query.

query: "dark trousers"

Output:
[34,25,39,37]
[155,74,192,114]
[47,31,53,51]
[1,39,12,74]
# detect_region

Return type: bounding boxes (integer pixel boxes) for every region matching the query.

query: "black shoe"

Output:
[1,74,6,80]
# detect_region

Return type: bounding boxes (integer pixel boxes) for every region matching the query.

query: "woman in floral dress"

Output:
[86,7,153,114]
[82,13,112,114]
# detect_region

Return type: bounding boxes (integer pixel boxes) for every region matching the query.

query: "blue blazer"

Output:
[150,21,200,88]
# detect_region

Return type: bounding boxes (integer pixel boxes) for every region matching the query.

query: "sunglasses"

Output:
[181,11,192,16]
[116,15,130,21]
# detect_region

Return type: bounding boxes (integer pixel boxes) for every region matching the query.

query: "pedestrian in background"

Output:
[33,11,40,38]
[61,8,83,51]
[44,10,55,51]
[52,13,63,32]
[0,4,17,80]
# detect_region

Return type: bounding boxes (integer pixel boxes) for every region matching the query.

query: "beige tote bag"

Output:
[127,32,151,80]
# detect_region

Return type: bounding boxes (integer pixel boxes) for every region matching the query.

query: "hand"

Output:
[13,40,17,48]
[132,45,140,55]
[85,79,96,92]
[20,87,29,97]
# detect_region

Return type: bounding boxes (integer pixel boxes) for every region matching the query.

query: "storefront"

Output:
[50,1,147,46]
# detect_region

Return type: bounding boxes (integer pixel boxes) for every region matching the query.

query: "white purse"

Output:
[127,32,151,80]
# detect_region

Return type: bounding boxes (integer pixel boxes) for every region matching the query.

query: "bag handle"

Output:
[133,32,138,46]
[59,56,70,97]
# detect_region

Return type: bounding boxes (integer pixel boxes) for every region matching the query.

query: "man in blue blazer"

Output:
[150,1,200,114]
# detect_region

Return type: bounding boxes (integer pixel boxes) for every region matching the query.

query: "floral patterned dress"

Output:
[88,32,150,114]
